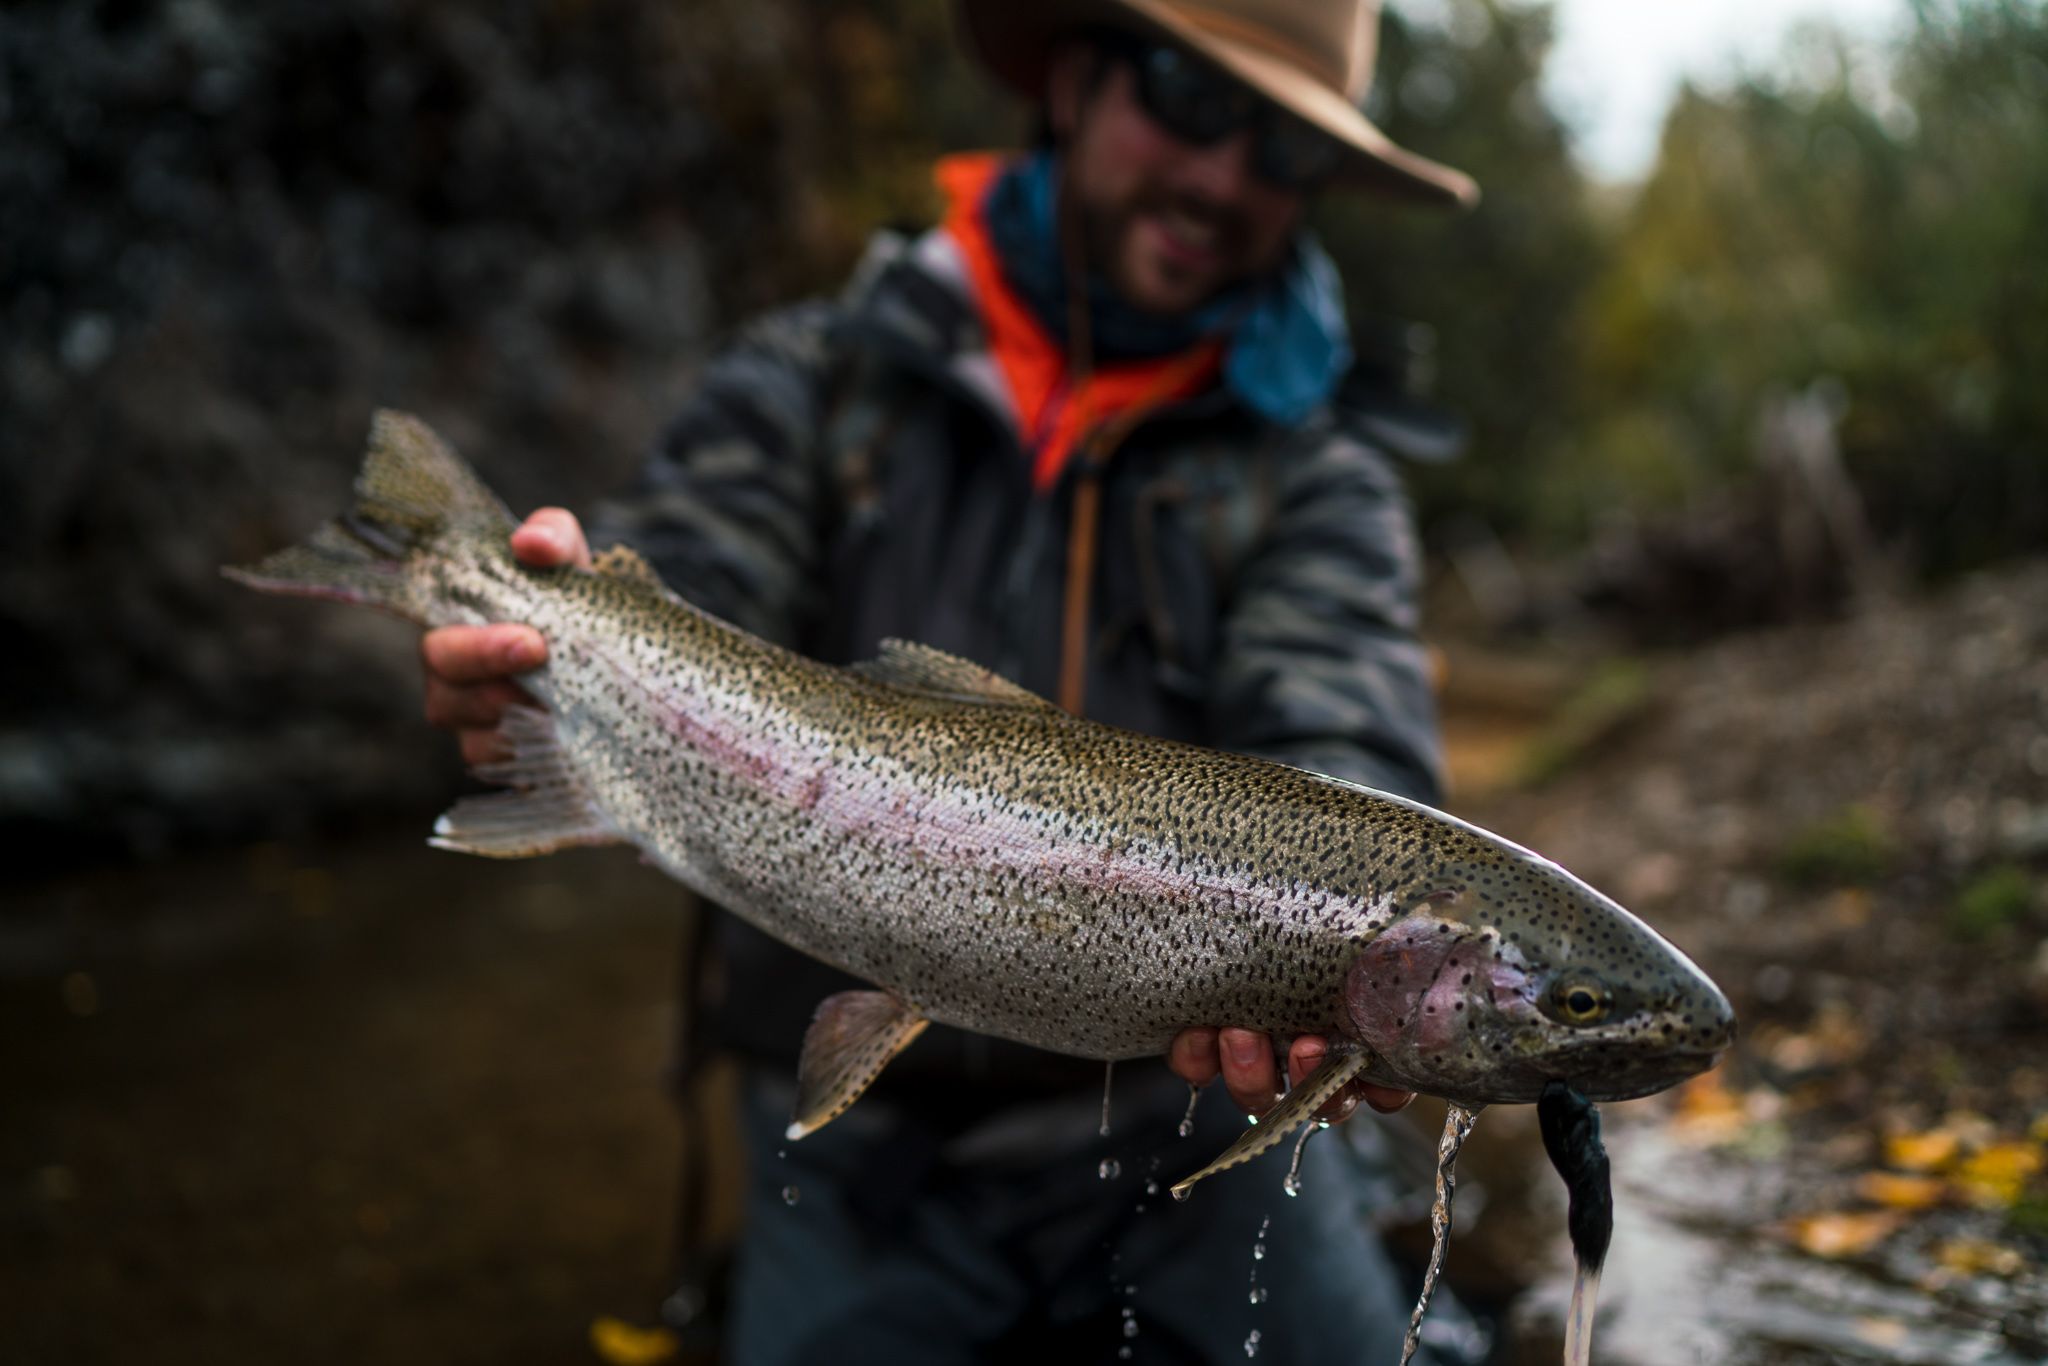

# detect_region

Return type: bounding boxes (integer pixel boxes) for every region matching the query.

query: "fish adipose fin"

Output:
[853,640,1059,711]
[429,706,623,858]
[1169,1048,1371,1202]
[222,409,514,622]
[786,989,930,1140]
[591,543,666,591]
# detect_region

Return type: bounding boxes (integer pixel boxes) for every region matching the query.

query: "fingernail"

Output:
[1227,1033,1261,1067]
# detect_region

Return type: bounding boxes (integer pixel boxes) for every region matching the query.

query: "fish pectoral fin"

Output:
[429,705,624,858]
[787,990,930,1141]
[1169,1048,1371,1202]
[852,640,1059,711]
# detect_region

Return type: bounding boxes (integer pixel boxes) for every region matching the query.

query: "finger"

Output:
[1361,1085,1414,1114]
[423,676,529,730]
[1167,1028,1220,1088]
[1287,1035,1328,1090]
[511,508,591,569]
[1219,1027,1280,1118]
[421,624,546,683]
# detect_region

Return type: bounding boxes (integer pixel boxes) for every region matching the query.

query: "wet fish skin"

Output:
[227,411,1735,1116]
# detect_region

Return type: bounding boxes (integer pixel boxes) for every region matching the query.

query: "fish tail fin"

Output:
[222,410,514,621]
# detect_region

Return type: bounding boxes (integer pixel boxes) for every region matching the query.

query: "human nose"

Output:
[1175,126,1260,203]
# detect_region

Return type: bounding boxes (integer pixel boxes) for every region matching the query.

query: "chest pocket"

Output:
[1112,436,1278,704]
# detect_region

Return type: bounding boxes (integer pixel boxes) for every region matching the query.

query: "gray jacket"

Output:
[596,227,1446,1109]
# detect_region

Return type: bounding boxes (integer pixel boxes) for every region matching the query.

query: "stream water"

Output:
[1510,1123,2048,1365]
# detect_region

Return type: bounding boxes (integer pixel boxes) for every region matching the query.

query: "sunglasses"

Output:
[1098,34,1348,192]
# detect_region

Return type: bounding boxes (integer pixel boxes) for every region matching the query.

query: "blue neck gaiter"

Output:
[981,150,1353,426]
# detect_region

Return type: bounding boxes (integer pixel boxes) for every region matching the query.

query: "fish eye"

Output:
[1550,979,1612,1025]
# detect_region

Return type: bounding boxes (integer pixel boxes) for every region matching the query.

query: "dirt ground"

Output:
[6,561,2045,1364]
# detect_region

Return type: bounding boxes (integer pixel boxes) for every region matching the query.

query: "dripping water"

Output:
[1178,1082,1201,1138]
[1397,1102,1484,1366]
[1281,1119,1326,1198]
[1100,1059,1115,1137]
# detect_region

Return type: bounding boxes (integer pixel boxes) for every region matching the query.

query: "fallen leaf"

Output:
[1884,1129,1961,1173]
[1784,1209,1906,1259]
[1953,1143,2044,1207]
[1852,1317,1909,1349]
[589,1316,678,1366]
[1933,1237,2026,1278]
[1668,1071,1748,1144]
[1854,1171,1948,1210]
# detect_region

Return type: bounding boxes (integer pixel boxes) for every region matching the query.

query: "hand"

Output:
[420,508,590,765]
[1167,1027,1412,1125]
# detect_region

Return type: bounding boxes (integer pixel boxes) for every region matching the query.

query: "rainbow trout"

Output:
[228,412,1734,1200]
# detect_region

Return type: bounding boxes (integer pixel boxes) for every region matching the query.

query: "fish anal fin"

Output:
[429,705,623,858]
[592,543,666,590]
[1169,1048,1370,1202]
[786,990,930,1140]
[852,639,1057,710]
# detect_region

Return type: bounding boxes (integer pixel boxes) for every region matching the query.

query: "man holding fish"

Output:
[424,1,1483,1360]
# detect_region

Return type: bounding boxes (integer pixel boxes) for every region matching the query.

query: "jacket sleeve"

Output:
[587,301,839,647]
[1206,423,1447,806]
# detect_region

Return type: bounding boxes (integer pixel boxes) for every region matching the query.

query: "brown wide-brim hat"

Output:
[959,0,1479,208]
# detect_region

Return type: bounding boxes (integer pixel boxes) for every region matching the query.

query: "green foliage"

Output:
[1947,864,2035,940]
[1776,805,1899,887]
[1569,0,2048,571]
[1315,1,1607,545]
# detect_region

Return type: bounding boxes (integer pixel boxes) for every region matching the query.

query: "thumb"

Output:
[510,507,592,569]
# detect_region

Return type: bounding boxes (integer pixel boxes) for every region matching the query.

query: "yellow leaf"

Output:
[2029,1112,2048,1146]
[1884,1129,1961,1172]
[1933,1237,2025,1278]
[589,1316,679,1366]
[1667,1071,1751,1143]
[1853,1171,1948,1210]
[1953,1143,2044,1207]
[1783,1209,1905,1259]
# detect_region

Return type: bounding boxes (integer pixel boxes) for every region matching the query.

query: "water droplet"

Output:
[1125,1284,1137,1297]
[776,1149,787,1160]
[1098,1158,1122,1180]
[1178,1083,1200,1138]
[1249,1286,1268,1304]
[1252,1241,1266,1261]
[1121,1306,1134,1319]
[1118,1350,1133,1361]
[1123,1318,1140,1339]
[1244,1328,1263,1357]
[781,1185,800,1206]
[1283,1123,1315,1197]
[1134,1203,1146,1213]
[1145,1180,1159,1196]
[1100,1059,1115,1137]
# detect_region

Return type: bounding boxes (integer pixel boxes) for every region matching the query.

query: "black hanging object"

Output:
[1537,1079,1613,1275]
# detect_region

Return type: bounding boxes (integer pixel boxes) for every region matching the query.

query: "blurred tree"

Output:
[1574,0,2048,572]
[1316,0,1607,546]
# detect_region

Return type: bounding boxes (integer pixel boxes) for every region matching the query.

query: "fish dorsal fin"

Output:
[786,990,930,1140]
[357,409,514,537]
[591,542,665,590]
[852,639,1058,710]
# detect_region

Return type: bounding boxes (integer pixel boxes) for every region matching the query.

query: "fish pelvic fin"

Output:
[429,706,623,858]
[1169,1048,1371,1202]
[786,990,930,1141]
[222,409,515,622]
